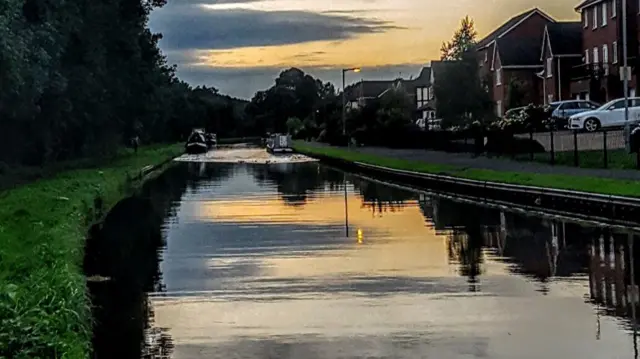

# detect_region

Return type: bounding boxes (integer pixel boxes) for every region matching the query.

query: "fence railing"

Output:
[461,128,639,169]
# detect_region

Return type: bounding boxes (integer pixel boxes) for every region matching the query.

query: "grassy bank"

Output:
[514,149,637,170]
[0,144,182,358]
[293,142,640,197]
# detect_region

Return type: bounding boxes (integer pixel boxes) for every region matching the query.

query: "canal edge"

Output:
[295,149,640,226]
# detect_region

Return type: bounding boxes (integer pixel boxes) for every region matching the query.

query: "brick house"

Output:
[344,80,395,109]
[475,8,555,116]
[539,22,583,104]
[570,0,639,102]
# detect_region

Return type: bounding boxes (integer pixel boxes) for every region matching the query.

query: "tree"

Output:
[440,16,478,61]
[505,78,530,110]
[286,117,303,136]
[245,68,335,135]
[434,53,494,128]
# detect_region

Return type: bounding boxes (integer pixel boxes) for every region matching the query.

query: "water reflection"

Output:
[90,161,640,358]
[86,164,193,358]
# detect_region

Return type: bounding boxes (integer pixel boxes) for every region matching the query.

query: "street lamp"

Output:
[341,67,359,238]
[623,0,631,149]
[342,67,361,143]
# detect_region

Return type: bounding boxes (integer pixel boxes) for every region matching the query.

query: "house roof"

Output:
[496,36,544,66]
[410,67,431,87]
[575,0,605,10]
[546,22,582,55]
[344,80,394,101]
[476,8,555,50]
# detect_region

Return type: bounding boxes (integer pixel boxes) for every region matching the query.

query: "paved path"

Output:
[515,130,626,152]
[305,142,640,182]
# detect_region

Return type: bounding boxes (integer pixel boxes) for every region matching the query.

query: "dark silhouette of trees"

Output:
[0,0,247,167]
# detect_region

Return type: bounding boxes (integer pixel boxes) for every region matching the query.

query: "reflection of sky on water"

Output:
[150,162,639,359]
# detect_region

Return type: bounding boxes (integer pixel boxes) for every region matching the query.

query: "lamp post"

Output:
[623,0,631,149]
[342,67,361,144]
[341,67,360,238]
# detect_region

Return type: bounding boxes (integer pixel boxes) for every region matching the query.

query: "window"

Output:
[602,2,607,25]
[546,57,553,77]
[584,8,589,28]
[496,100,502,117]
[416,87,428,109]
[495,68,502,85]
[593,6,598,29]
[547,94,554,104]
[585,49,590,64]
[608,99,625,110]
[593,47,599,63]
[603,44,609,74]
[612,0,616,17]
[484,51,488,62]
[613,41,618,63]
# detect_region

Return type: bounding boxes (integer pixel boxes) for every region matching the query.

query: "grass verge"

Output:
[293,142,640,198]
[514,149,638,170]
[0,144,183,359]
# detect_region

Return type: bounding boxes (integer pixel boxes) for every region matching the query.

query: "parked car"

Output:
[549,100,600,129]
[569,98,640,132]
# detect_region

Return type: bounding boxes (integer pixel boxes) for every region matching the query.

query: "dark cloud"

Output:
[149,6,402,50]
[174,64,424,99]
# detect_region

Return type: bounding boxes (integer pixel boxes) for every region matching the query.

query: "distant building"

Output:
[539,22,583,104]
[475,8,555,116]
[343,80,396,109]
[571,0,639,102]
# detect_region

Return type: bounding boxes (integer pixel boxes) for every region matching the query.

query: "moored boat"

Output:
[185,129,208,154]
[266,133,293,153]
[205,133,217,149]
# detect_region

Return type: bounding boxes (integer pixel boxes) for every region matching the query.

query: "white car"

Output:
[569,97,640,132]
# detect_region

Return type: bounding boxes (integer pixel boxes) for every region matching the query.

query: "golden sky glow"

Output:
[192,0,578,69]
[190,193,512,278]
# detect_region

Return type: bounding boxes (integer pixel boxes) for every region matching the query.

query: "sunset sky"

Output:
[149,0,579,99]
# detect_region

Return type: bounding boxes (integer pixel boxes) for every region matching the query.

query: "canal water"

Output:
[87,156,640,359]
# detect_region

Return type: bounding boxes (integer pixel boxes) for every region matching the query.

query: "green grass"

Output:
[293,142,640,198]
[513,149,639,170]
[0,144,183,359]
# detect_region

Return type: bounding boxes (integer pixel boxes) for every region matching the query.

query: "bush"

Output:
[492,104,553,133]
[485,133,545,154]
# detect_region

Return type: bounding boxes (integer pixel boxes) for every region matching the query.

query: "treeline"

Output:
[246,67,419,147]
[0,0,248,167]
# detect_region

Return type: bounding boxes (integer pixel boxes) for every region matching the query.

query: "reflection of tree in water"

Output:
[248,162,344,205]
[447,224,484,291]
[350,179,416,216]
[183,162,234,191]
[85,164,190,358]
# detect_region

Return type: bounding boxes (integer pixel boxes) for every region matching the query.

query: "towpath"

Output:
[303,142,640,182]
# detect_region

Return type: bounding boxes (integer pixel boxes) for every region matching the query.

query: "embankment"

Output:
[293,142,640,198]
[0,144,182,359]
[293,142,640,225]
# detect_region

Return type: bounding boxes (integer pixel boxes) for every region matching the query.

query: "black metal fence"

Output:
[491,128,639,169]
